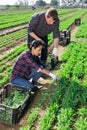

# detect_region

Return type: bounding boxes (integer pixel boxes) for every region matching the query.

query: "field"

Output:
[0,8,87,130]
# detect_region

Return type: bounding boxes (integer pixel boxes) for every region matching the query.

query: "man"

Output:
[27,7,60,64]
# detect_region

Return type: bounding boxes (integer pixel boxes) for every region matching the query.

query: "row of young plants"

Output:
[0,10,75,49]
[0,8,83,30]
[0,43,27,88]
[60,9,81,22]
[75,15,87,38]
[38,79,73,129]
[0,8,85,53]
[56,79,87,129]
[34,42,87,130]
[56,42,87,129]
[0,9,80,52]
[0,28,27,48]
[0,9,56,29]
[61,42,86,78]
[60,9,87,30]
[0,8,82,59]
[58,8,79,15]
[20,107,39,130]
[0,8,35,16]
[0,11,36,29]
[19,80,60,130]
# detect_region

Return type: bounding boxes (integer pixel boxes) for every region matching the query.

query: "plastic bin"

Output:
[59,30,71,46]
[75,18,81,26]
[0,83,30,124]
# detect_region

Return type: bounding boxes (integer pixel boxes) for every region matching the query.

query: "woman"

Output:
[10,40,58,91]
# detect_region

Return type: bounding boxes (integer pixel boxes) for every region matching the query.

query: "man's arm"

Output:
[29,32,41,40]
[51,18,60,57]
[53,37,59,48]
[28,13,41,40]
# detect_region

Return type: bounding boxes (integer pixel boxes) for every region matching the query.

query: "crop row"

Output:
[19,41,87,130]
[0,43,27,88]
[75,15,87,38]
[0,9,86,51]
[0,9,82,53]
[61,42,87,78]
[0,11,36,29]
[38,42,87,130]
[60,9,87,30]
[0,28,27,48]
[0,9,80,51]
[0,8,85,30]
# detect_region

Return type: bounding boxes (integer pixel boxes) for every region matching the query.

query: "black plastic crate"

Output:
[59,30,71,46]
[75,18,81,26]
[0,83,30,124]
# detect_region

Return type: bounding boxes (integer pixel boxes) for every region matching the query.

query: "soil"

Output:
[0,24,28,36]
[0,21,77,130]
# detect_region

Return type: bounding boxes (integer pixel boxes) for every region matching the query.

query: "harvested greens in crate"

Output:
[0,83,30,124]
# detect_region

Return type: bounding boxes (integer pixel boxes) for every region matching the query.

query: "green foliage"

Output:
[57,108,73,130]
[39,103,58,130]
[2,90,28,108]
[20,108,39,130]
[75,17,87,38]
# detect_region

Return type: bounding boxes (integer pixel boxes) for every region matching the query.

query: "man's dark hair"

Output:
[46,8,58,21]
[29,40,45,50]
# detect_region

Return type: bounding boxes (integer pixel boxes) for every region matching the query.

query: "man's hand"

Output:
[52,48,58,57]
[49,73,59,81]
[51,56,58,69]
[51,47,58,69]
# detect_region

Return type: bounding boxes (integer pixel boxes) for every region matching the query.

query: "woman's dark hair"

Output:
[29,40,45,50]
[46,8,58,21]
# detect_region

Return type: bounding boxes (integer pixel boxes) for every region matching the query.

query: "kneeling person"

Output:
[10,40,58,91]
